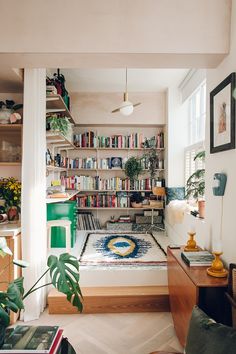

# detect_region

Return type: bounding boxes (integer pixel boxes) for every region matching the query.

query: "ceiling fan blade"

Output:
[133,103,142,107]
[111,107,121,113]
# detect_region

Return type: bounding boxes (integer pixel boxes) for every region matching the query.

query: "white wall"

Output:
[205,0,236,264]
[0,0,231,68]
[166,87,188,187]
[71,92,166,125]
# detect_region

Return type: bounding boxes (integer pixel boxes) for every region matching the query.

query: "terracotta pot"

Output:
[7,206,19,223]
[198,200,205,219]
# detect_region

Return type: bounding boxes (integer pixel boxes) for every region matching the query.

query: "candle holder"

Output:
[184,232,200,252]
[207,252,228,278]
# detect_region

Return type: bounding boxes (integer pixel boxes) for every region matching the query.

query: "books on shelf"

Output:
[77,212,101,230]
[1,326,63,353]
[62,175,163,191]
[73,131,164,149]
[77,192,130,208]
[181,251,214,266]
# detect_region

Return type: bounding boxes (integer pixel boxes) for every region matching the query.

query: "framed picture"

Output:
[210,73,236,153]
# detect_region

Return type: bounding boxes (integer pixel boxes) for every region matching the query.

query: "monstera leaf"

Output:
[47,253,83,312]
[0,277,24,327]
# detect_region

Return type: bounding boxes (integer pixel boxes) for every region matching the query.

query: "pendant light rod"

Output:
[124,68,128,102]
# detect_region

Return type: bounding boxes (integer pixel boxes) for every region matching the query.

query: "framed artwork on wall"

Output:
[210,72,236,153]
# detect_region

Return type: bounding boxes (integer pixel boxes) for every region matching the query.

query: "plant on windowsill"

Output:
[185,150,205,218]
[0,238,83,347]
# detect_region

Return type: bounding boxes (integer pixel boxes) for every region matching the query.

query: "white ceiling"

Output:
[48,68,189,93]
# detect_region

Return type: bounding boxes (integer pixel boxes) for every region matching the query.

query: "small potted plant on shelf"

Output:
[185,151,205,218]
[142,147,159,180]
[124,156,143,190]
[0,239,83,347]
[46,114,70,137]
[0,100,23,125]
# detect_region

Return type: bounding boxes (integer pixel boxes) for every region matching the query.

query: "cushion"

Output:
[185,306,236,354]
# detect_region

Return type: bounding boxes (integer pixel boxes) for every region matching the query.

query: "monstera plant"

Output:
[0,238,83,346]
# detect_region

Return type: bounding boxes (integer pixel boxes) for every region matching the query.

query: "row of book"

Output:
[47,155,164,170]
[77,212,101,230]
[77,192,130,208]
[73,131,164,149]
[1,325,63,354]
[61,175,164,191]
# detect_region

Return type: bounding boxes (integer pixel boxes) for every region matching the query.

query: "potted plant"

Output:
[0,238,83,347]
[0,100,23,125]
[185,151,205,218]
[142,147,159,180]
[0,178,21,222]
[124,156,143,190]
[46,115,70,137]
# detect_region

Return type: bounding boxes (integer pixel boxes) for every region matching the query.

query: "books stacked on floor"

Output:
[77,212,101,230]
[181,251,214,266]
[77,192,130,208]
[1,325,63,353]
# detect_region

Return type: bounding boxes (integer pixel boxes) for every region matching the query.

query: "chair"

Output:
[149,305,236,354]
[47,219,71,253]
[146,187,166,233]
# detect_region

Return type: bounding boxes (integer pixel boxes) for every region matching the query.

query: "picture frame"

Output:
[210,72,236,153]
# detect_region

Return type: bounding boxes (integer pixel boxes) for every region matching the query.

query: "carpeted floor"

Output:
[79,232,166,267]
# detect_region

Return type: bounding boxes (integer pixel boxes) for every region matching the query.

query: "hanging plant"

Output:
[142,147,159,179]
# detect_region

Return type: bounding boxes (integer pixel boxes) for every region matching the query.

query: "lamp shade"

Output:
[119,101,134,116]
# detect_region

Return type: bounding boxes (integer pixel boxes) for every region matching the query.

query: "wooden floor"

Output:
[48,286,170,314]
[27,309,183,354]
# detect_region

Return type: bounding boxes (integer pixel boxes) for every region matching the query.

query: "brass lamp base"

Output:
[184,232,200,252]
[206,252,228,278]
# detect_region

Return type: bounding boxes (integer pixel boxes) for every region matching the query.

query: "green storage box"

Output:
[47,201,77,248]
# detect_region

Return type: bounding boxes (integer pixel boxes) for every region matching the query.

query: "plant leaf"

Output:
[0,306,10,327]
[47,253,83,312]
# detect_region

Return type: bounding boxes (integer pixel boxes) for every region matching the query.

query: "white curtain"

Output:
[21,69,47,321]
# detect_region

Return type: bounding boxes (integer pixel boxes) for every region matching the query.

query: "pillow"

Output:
[185,306,236,354]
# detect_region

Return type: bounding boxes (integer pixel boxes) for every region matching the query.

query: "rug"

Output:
[79,233,166,267]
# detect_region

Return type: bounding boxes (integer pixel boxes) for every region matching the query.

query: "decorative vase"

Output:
[0,108,13,124]
[198,200,205,218]
[7,206,19,223]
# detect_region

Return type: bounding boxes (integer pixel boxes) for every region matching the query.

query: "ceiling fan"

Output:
[111,68,141,116]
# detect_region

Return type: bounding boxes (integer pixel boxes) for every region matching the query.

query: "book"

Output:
[181,251,214,266]
[1,326,60,353]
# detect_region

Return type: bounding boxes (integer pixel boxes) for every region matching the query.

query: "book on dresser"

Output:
[181,251,214,266]
[1,326,63,354]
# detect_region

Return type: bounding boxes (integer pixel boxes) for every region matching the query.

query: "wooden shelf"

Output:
[46,131,75,148]
[67,168,165,172]
[75,123,165,128]
[78,190,153,192]
[0,124,22,131]
[77,207,164,210]
[46,95,75,124]
[46,190,79,204]
[74,147,165,151]
[0,162,21,166]
[46,166,68,172]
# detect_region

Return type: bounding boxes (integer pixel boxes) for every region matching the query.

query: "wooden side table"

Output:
[167,247,228,347]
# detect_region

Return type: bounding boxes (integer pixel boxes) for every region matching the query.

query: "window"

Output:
[185,81,206,184]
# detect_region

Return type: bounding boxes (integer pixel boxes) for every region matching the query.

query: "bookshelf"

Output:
[46,123,166,228]
[46,94,75,124]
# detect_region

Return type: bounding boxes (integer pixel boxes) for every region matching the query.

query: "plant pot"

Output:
[7,206,19,223]
[131,202,142,208]
[0,108,13,124]
[198,200,205,219]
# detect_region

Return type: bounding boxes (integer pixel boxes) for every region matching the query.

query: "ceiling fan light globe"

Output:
[120,101,134,116]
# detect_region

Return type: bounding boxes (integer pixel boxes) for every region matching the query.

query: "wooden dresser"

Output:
[167,247,228,347]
